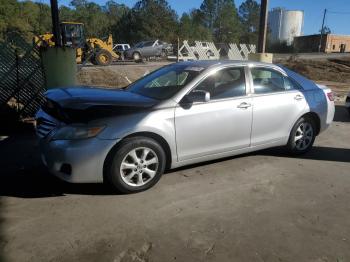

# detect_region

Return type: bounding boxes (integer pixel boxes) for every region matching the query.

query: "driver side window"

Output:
[143,41,154,47]
[193,67,246,100]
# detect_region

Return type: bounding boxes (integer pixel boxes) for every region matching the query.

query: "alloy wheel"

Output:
[120,147,159,187]
[294,122,314,151]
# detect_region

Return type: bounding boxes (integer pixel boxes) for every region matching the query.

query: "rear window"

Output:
[252,67,304,94]
[251,68,285,94]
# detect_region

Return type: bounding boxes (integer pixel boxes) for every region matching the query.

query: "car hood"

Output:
[45,87,156,109]
[43,87,158,123]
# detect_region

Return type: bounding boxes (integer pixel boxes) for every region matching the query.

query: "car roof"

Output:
[174,60,283,71]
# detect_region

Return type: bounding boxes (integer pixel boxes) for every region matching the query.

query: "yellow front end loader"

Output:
[34,22,119,66]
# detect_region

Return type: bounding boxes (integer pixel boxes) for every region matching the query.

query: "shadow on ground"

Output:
[1,105,349,198]
[334,105,350,123]
[0,131,115,198]
[1,129,349,198]
[259,146,350,163]
[0,198,5,262]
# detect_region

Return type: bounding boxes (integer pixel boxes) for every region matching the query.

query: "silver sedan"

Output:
[36,61,335,193]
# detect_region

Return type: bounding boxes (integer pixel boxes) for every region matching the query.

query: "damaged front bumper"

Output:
[36,109,118,183]
[39,136,117,183]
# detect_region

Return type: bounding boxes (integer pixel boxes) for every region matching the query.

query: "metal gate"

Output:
[0,33,46,118]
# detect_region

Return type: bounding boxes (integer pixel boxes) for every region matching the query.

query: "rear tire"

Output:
[161,49,167,58]
[105,137,166,193]
[286,116,316,155]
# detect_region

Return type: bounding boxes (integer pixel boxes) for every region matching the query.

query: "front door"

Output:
[175,67,253,161]
[141,41,155,57]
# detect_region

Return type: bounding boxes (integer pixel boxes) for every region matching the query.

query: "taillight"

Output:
[327,92,334,101]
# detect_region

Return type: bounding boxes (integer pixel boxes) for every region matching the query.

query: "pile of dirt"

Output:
[77,63,166,88]
[279,57,350,84]
[77,67,131,88]
[279,57,350,101]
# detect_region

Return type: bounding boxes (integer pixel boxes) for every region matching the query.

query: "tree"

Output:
[103,1,129,41]
[199,0,216,30]
[0,0,51,40]
[115,0,178,44]
[0,0,250,45]
[213,1,241,43]
[59,6,75,24]
[178,10,212,42]
[198,0,241,43]
[104,1,129,25]
[65,1,110,37]
[239,0,260,44]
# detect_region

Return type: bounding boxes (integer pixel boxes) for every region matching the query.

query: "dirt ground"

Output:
[0,105,349,262]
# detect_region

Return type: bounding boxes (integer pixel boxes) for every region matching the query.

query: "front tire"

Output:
[95,49,112,66]
[133,52,142,62]
[105,137,166,193]
[287,116,316,155]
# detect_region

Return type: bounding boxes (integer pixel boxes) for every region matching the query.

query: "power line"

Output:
[327,10,350,15]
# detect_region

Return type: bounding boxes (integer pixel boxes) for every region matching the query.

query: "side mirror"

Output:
[184,90,211,103]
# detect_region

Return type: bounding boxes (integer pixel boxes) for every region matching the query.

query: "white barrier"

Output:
[177,40,256,61]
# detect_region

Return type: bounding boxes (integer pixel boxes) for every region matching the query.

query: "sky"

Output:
[51,0,350,35]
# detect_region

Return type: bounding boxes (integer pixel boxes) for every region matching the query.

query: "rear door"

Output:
[249,67,307,146]
[175,66,253,161]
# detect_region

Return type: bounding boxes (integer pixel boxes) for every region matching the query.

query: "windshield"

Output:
[127,64,205,100]
[134,42,145,48]
[62,24,84,47]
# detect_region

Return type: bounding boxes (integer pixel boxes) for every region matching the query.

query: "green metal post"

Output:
[41,47,77,89]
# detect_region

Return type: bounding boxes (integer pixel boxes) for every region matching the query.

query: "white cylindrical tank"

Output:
[268,8,304,45]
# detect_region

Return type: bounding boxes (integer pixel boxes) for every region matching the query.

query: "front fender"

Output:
[93,108,177,164]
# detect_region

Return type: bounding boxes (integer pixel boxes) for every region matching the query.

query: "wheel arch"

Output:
[133,51,142,58]
[301,112,321,135]
[103,131,172,182]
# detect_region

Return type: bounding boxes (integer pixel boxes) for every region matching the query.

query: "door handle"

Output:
[237,102,252,109]
[294,94,304,101]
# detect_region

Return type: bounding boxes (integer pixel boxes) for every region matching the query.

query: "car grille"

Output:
[36,117,57,139]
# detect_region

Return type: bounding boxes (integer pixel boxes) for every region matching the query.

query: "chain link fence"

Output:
[0,33,46,118]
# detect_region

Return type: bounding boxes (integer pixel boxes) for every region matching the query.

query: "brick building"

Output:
[294,34,350,53]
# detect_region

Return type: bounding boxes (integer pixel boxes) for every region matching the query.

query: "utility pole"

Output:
[318,9,327,53]
[50,0,61,47]
[257,0,269,53]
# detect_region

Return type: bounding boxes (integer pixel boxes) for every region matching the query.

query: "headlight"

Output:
[51,125,105,140]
